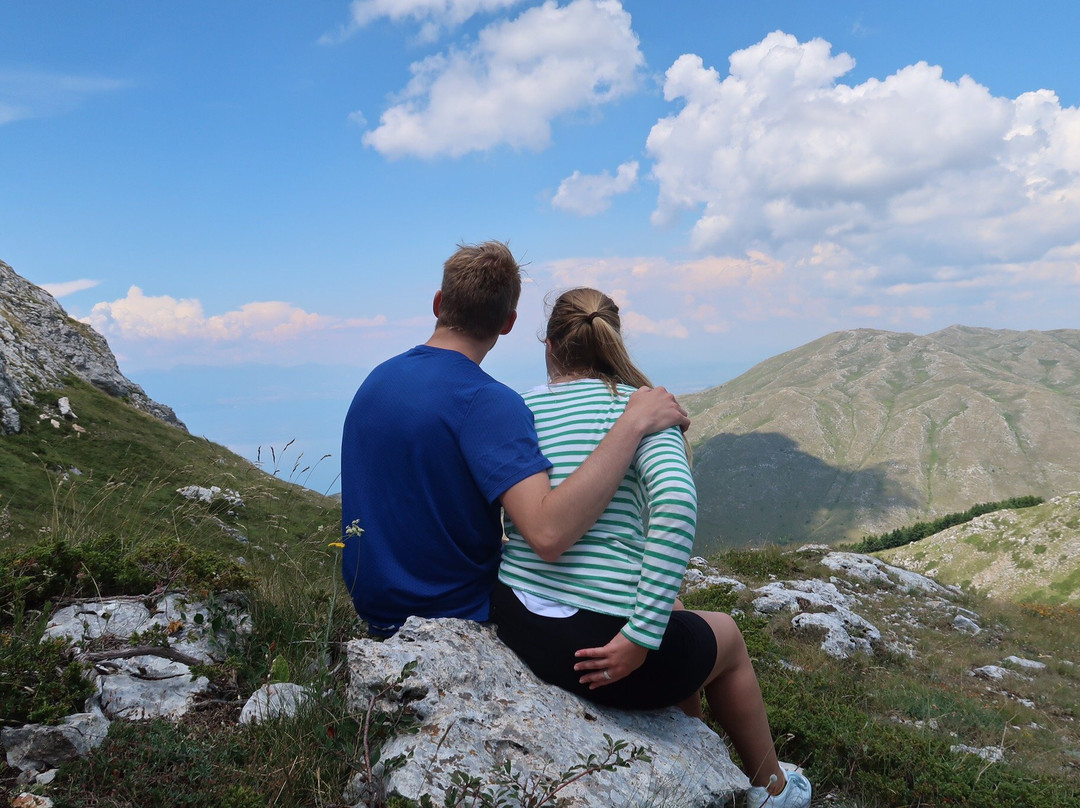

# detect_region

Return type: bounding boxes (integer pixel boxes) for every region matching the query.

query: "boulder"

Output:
[683,557,747,594]
[952,614,982,635]
[44,593,249,664]
[752,579,882,659]
[346,618,748,808]
[239,683,313,725]
[1,706,109,775]
[819,552,952,596]
[95,655,211,721]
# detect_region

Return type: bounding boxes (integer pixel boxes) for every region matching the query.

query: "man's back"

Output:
[340,344,550,635]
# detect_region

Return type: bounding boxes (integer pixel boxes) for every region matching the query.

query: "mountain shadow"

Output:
[692,431,918,554]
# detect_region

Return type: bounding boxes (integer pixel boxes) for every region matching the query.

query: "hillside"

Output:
[879,492,1080,605]
[0,259,339,576]
[1,259,182,434]
[683,326,1080,552]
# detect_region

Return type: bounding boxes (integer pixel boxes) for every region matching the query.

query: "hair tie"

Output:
[585,311,600,323]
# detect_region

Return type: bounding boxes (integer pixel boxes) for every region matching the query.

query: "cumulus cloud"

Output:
[645,31,1080,289]
[620,310,688,339]
[86,287,386,343]
[552,160,638,215]
[0,70,131,125]
[41,279,100,298]
[322,0,525,43]
[362,0,644,158]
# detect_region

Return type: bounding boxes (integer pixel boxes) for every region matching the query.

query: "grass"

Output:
[682,546,1080,808]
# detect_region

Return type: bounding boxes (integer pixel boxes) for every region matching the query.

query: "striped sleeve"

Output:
[619,426,697,649]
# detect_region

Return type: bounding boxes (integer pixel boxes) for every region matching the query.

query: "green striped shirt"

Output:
[499,379,697,650]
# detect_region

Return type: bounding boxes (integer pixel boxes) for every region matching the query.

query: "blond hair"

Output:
[545,288,650,390]
[545,287,691,461]
[438,241,522,339]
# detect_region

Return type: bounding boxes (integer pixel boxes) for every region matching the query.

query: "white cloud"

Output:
[645,31,1080,289]
[552,160,638,215]
[41,279,100,298]
[86,287,388,343]
[322,0,526,43]
[0,70,131,125]
[620,310,688,339]
[80,287,407,370]
[363,0,644,158]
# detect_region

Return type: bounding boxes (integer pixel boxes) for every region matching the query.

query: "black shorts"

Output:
[490,580,716,710]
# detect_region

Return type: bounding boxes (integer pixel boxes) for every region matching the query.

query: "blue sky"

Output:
[3,1,1079,494]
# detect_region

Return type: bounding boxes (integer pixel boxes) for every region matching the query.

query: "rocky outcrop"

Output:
[346,617,748,808]
[3,593,252,780]
[0,259,184,433]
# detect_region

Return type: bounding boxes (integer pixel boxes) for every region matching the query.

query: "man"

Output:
[341,241,689,636]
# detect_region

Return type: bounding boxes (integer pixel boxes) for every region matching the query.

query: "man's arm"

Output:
[500,386,689,562]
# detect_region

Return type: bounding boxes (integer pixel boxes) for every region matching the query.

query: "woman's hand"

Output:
[573,630,648,689]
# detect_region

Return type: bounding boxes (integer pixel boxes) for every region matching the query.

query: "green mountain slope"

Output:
[683,326,1080,552]
[0,377,339,582]
[879,492,1080,604]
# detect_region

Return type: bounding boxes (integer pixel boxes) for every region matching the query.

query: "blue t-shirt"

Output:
[340,345,552,634]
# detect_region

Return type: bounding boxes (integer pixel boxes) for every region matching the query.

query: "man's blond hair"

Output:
[438,241,522,340]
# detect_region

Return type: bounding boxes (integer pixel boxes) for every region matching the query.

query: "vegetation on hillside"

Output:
[683,547,1080,808]
[848,495,1044,553]
[682,327,1080,549]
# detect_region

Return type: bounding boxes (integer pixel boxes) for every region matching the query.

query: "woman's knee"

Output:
[692,610,749,664]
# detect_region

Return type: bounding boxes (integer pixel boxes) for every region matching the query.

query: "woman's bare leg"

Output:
[688,610,785,791]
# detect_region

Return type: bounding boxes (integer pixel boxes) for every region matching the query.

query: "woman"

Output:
[494,288,811,808]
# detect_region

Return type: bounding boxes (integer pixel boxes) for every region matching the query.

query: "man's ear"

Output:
[432,290,443,318]
[499,310,518,336]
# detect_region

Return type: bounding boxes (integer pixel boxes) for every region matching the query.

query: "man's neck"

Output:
[426,326,498,365]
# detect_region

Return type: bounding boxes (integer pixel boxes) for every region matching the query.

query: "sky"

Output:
[2,1,1079,495]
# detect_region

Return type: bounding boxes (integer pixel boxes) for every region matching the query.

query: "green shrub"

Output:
[0,536,255,623]
[850,495,1044,553]
[0,632,94,725]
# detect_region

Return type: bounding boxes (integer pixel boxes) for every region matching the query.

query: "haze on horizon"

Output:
[2,1,1078,494]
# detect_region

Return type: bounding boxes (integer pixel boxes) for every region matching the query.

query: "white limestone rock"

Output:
[820,552,951,596]
[752,579,882,659]
[0,259,185,434]
[44,600,158,644]
[752,579,855,614]
[176,484,244,509]
[11,794,54,808]
[44,594,248,664]
[682,558,746,594]
[346,617,748,808]
[1,706,110,774]
[971,665,1022,681]
[1003,655,1046,671]
[239,683,314,725]
[57,396,77,420]
[950,744,1005,763]
[96,655,210,720]
[952,614,982,635]
[791,611,881,659]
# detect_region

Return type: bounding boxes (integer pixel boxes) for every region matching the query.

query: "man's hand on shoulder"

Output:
[623,386,690,436]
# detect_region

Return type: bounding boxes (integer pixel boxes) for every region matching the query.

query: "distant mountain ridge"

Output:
[683,326,1080,552]
[0,259,183,433]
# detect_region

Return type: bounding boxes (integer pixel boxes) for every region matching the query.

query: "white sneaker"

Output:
[744,769,812,808]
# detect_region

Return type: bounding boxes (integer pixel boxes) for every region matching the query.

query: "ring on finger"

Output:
[602,669,612,681]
